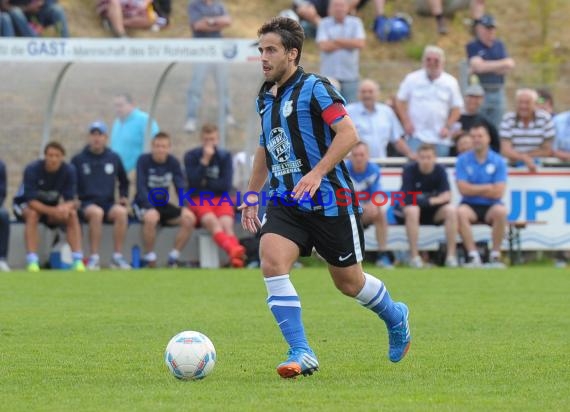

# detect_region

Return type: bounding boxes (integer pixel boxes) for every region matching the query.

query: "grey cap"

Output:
[465,84,485,97]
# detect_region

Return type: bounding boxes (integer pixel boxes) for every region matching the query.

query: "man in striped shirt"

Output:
[500,88,554,172]
[239,16,411,379]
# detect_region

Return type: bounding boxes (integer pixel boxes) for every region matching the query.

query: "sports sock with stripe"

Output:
[355,273,402,328]
[264,274,310,350]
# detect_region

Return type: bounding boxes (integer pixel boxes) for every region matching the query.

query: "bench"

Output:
[5,221,247,269]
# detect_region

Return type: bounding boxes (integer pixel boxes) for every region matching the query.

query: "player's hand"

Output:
[524,156,537,173]
[54,204,71,220]
[403,121,415,136]
[238,193,261,233]
[292,170,322,200]
[439,126,450,139]
[119,197,129,206]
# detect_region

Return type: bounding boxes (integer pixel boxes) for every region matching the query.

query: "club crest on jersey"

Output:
[105,163,114,175]
[282,100,293,118]
[267,127,291,162]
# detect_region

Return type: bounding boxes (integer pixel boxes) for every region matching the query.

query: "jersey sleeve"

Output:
[455,155,468,182]
[62,164,77,202]
[436,165,450,193]
[310,79,347,125]
[494,156,508,183]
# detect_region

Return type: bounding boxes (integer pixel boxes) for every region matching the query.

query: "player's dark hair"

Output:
[469,121,490,135]
[153,131,170,140]
[44,141,65,156]
[258,16,305,65]
[417,143,436,154]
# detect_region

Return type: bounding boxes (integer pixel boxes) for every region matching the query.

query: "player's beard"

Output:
[267,63,289,85]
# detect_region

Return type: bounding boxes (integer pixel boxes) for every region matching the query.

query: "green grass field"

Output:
[1,266,569,411]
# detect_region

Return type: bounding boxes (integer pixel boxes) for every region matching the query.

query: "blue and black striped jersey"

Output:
[256,67,358,216]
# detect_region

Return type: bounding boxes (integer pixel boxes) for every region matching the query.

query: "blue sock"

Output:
[356,273,402,328]
[265,274,310,350]
[26,253,39,264]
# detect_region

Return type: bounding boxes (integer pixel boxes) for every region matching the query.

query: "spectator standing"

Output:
[184,124,245,268]
[0,1,15,36]
[345,142,392,268]
[133,132,196,268]
[346,79,413,159]
[500,88,554,172]
[456,124,507,268]
[453,83,500,154]
[13,142,84,272]
[6,0,68,37]
[396,45,463,157]
[110,93,159,174]
[183,0,234,133]
[71,121,131,270]
[316,0,365,104]
[392,144,458,268]
[0,159,10,271]
[466,14,515,129]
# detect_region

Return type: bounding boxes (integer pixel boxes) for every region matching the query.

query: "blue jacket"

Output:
[71,146,129,206]
[184,146,233,196]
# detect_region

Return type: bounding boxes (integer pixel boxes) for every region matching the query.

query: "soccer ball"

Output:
[164,331,216,380]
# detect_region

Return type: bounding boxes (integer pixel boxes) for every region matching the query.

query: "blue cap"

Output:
[89,121,108,134]
[477,14,496,28]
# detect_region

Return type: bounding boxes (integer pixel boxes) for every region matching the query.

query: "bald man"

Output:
[500,88,555,172]
[346,79,413,159]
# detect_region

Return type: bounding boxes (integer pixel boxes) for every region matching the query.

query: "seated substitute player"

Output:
[393,144,458,268]
[345,141,392,268]
[13,141,85,272]
[133,132,196,268]
[184,123,245,268]
[239,16,411,379]
[71,121,131,270]
[457,123,507,268]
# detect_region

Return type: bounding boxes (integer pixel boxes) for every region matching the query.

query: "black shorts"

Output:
[461,202,492,224]
[259,204,365,268]
[393,205,444,226]
[78,202,115,223]
[133,203,181,225]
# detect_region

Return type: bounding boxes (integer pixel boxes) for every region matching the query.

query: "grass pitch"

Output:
[0,266,568,411]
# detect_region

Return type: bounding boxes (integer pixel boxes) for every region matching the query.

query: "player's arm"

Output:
[526,138,553,158]
[428,190,451,206]
[293,114,358,200]
[469,56,515,75]
[116,157,129,205]
[207,152,233,193]
[500,138,536,171]
[135,157,152,208]
[333,37,366,50]
[239,147,267,233]
[185,150,208,189]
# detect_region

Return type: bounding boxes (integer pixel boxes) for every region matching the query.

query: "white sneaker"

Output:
[87,256,100,270]
[183,118,197,133]
[445,255,458,268]
[110,255,132,270]
[464,254,483,268]
[409,255,423,268]
[0,260,10,272]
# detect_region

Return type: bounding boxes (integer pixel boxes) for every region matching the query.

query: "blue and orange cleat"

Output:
[388,302,411,363]
[276,347,319,379]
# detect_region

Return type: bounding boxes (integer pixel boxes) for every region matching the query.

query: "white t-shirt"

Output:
[346,102,404,158]
[397,69,464,146]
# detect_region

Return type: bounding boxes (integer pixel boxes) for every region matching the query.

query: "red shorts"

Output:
[187,196,235,221]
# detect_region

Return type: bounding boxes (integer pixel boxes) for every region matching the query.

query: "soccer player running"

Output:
[239,16,411,379]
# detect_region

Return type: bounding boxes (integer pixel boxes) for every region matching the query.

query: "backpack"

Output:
[373,13,412,42]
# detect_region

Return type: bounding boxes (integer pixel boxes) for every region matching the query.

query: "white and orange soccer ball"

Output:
[164,331,216,380]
